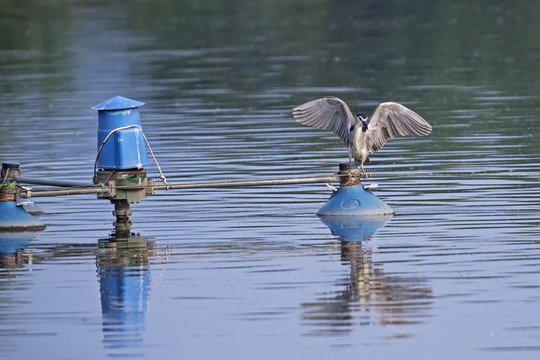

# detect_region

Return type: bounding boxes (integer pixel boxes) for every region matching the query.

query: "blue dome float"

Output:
[317,162,394,217]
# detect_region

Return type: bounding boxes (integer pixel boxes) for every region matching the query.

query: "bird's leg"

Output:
[360,163,371,180]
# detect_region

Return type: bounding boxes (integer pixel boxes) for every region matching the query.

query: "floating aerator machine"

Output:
[92,96,155,234]
[93,95,148,170]
[317,162,394,217]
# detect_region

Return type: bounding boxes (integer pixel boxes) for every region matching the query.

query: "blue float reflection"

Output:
[0,231,41,271]
[318,215,393,242]
[97,232,154,355]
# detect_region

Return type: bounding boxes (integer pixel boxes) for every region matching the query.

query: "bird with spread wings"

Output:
[293,96,432,179]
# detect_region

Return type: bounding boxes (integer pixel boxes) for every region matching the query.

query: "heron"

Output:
[292,96,432,179]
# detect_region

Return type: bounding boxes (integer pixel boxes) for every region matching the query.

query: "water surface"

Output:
[2,1,540,359]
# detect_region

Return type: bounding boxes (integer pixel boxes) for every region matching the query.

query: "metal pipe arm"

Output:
[14,176,91,188]
[22,173,342,198]
[18,171,540,198]
[149,174,342,190]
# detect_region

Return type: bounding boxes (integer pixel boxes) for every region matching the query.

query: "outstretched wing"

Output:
[292,96,355,145]
[366,102,432,152]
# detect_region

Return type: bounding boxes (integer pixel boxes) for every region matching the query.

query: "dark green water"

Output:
[2,1,540,359]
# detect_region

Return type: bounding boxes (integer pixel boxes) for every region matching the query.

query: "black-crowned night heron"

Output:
[293,96,432,178]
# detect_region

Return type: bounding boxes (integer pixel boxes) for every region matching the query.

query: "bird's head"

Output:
[356,113,369,132]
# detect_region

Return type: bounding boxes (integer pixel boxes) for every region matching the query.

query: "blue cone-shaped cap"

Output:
[92,95,145,111]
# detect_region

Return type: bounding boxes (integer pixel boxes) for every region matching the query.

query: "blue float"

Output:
[317,162,394,217]
[0,163,45,232]
[92,96,148,170]
[318,184,394,216]
[0,201,45,232]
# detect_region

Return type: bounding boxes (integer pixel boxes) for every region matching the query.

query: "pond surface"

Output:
[2,1,540,359]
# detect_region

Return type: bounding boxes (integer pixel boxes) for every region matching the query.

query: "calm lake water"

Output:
[2,1,540,359]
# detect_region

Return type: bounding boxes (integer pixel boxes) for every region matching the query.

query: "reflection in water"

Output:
[0,232,40,273]
[303,216,432,338]
[97,232,155,355]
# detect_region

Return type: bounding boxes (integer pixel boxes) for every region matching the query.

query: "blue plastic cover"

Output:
[92,95,145,111]
[93,96,149,169]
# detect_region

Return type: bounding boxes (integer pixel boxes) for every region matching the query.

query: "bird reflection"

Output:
[302,216,432,338]
[96,231,155,355]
